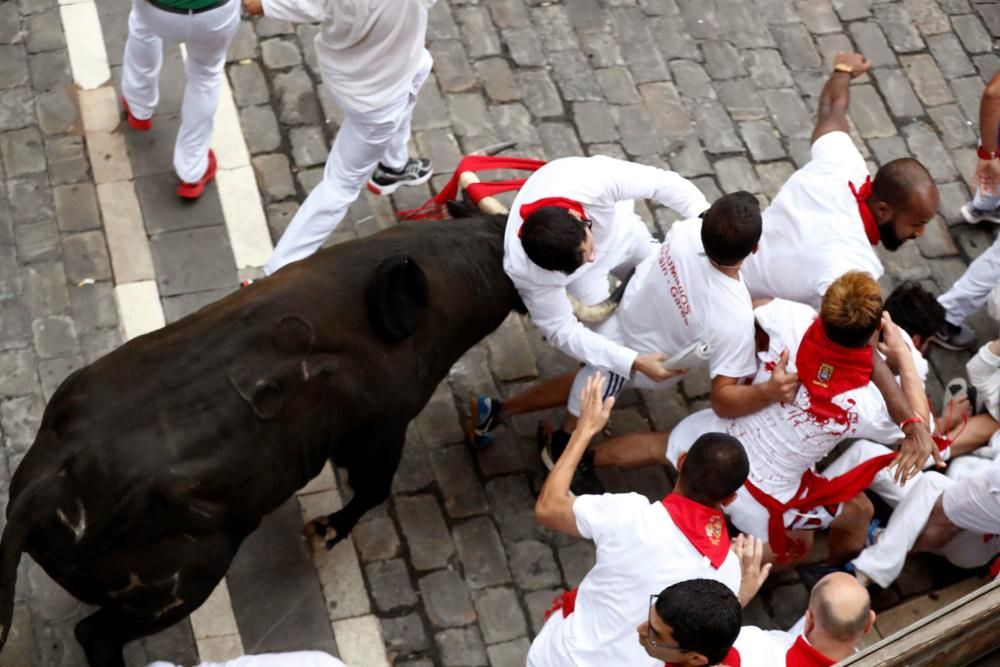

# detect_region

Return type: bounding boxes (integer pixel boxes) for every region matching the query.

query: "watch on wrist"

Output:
[978,145,999,160]
[834,62,853,75]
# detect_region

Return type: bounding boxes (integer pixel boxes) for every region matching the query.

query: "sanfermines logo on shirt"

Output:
[657,241,690,325]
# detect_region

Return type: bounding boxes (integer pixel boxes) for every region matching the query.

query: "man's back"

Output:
[527,492,741,667]
[617,217,757,381]
[741,132,882,308]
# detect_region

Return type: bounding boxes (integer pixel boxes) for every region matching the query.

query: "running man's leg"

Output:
[938,236,1000,327]
[121,0,165,119]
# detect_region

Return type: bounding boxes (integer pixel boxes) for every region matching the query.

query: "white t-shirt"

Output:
[617,217,758,380]
[731,626,796,667]
[260,0,435,113]
[148,652,347,667]
[741,132,883,309]
[504,156,710,377]
[720,299,899,500]
[526,493,741,667]
[943,457,1000,534]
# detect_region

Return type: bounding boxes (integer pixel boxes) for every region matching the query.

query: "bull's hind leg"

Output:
[309,425,407,549]
[75,607,174,667]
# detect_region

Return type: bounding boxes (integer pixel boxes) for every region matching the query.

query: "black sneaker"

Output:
[934,322,976,350]
[367,159,433,196]
[469,396,503,448]
[537,423,605,495]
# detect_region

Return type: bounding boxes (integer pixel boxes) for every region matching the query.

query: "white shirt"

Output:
[149,652,347,667]
[260,0,435,113]
[526,492,741,667]
[725,300,899,500]
[943,457,1000,534]
[503,156,709,377]
[731,626,796,667]
[617,218,759,380]
[968,343,1000,422]
[741,131,883,309]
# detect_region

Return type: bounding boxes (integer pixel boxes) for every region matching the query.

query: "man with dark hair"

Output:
[730,573,875,666]
[502,155,712,391]
[637,579,743,667]
[590,272,936,565]
[477,191,798,491]
[528,376,747,667]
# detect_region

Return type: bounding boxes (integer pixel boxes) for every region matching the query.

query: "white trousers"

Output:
[938,196,1000,325]
[121,0,239,183]
[264,51,433,275]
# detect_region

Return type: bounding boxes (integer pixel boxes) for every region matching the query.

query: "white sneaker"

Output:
[960,202,1000,224]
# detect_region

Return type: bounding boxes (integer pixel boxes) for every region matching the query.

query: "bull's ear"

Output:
[366,255,429,342]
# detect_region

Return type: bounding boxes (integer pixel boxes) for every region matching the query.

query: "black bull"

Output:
[0,213,519,666]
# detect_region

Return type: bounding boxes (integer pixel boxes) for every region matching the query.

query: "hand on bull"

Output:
[577,375,615,438]
[632,352,688,383]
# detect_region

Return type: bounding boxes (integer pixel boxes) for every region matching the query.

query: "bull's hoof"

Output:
[304,516,341,550]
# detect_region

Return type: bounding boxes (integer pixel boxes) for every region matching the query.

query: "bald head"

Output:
[809,573,872,643]
[872,158,937,208]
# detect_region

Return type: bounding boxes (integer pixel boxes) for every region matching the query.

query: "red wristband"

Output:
[978,145,998,160]
[898,416,924,430]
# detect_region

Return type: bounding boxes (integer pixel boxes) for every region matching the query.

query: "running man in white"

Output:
[150,651,346,667]
[527,376,747,667]
[741,51,938,309]
[242,0,437,275]
[592,272,934,564]
[121,0,240,198]
[936,69,1000,350]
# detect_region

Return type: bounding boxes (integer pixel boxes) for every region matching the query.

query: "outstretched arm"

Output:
[535,376,614,537]
[973,72,1000,195]
[811,52,872,144]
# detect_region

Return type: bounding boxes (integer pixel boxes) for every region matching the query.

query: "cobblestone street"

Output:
[2,0,1000,665]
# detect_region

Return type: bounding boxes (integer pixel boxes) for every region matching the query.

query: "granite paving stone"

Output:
[419,569,477,628]
[382,613,431,656]
[473,586,527,644]
[395,494,455,571]
[453,517,512,589]
[435,627,488,667]
[365,559,418,613]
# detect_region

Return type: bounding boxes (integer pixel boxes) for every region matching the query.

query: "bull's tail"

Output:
[0,488,33,653]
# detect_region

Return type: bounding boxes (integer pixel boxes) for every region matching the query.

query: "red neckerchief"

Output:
[517,197,589,237]
[665,646,740,667]
[786,636,836,667]
[849,177,880,245]
[795,318,874,428]
[661,494,730,569]
[544,588,578,620]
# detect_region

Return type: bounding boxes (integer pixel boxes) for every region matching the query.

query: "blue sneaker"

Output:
[866,518,883,547]
[469,396,503,448]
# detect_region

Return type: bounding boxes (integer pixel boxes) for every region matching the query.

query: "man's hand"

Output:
[576,374,615,438]
[895,421,945,483]
[632,352,689,383]
[764,349,800,404]
[974,157,1000,196]
[833,52,871,79]
[877,312,910,373]
[243,0,264,15]
[732,534,771,607]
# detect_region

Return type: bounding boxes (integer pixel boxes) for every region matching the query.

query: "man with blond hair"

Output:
[590,271,931,565]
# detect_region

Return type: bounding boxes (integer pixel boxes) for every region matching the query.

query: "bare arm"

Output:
[974,73,1000,195]
[534,376,614,537]
[811,53,872,143]
[710,349,799,418]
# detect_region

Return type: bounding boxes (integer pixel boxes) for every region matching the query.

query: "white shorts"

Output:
[942,470,1000,535]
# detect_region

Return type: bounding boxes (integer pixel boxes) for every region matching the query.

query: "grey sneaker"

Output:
[960,202,1000,225]
[934,322,977,350]
[367,159,433,196]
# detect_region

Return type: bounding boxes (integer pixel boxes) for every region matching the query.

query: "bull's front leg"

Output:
[306,425,407,549]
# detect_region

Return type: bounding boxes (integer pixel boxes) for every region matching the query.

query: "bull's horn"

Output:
[568,268,635,324]
[460,171,509,216]
[472,140,517,157]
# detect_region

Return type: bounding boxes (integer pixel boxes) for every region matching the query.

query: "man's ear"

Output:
[752,242,759,255]
[677,452,687,471]
[871,200,893,224]
[805,609,816,636]
[686,652,710,666]
[864,610,876,634]
[721,491,739,507]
